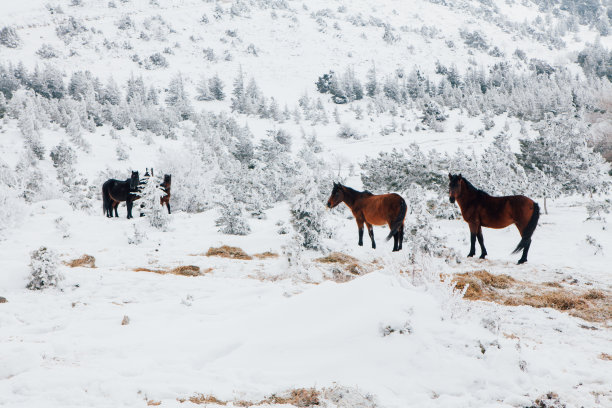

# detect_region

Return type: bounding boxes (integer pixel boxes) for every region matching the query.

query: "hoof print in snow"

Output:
[0,296,7,303]
[121,315,130,325]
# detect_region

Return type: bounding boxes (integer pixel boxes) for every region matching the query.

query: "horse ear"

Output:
[458,173,462,179]
[448,173,452,180]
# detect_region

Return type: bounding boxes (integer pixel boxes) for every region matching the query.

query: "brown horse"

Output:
[327,183,407,251]
[448,174,540,264]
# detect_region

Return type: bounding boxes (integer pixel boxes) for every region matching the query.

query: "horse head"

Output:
[448,173,463,203]
[129,171,140,190]
[327,182,344,208]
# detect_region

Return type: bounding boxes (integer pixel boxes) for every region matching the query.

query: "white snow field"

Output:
[1,0,612,407]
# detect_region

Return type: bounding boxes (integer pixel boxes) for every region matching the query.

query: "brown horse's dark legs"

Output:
[477,228,487,259]
[468,233,476,257]
[166,202,171,214]
[392,233,399,251]
[398,225,404,250]
[126,199,133,219]
[358,227,364,246]
[366,224,376,249]
[518,239,531,264]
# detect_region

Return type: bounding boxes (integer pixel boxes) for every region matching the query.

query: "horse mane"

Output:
[462,177,490,197]
[341,184,373,197]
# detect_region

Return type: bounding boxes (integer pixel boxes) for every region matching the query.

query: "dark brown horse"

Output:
[448,174,540,264]
[102,171,140,219]
[160,174,171,214]
[327,183,407,251]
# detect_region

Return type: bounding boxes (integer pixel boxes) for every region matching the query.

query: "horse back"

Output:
[478,194,535,229]
[357,193,404,226]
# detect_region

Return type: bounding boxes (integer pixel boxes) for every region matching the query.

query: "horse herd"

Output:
[102,169,171,219]
[102,170,540,264]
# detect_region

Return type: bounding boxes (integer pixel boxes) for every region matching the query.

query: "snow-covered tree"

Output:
[166,73,193,120]
[50,140,76,185]
[139,174,169,230]
[477,132,528,195]
[215,192,251,235]
[26,247,62,290]
[290,164,327,251]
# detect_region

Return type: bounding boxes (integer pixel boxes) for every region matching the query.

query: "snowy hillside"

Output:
[1,0,612,407]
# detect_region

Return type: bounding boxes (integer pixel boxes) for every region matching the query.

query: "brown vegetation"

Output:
[206,245,253,260]
[315,252,359,265]
[133,265,211,277]
[450,270,611,323]
[65,254,96,268]
[254,251,279,259]
[179,388,320,407]
[600,353,612,361]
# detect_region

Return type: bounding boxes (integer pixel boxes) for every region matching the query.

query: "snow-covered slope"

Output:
[1,0,611,407]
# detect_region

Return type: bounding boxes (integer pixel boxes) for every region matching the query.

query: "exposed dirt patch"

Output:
[133,265,211,277]
[65,254,96,268]
[450,270,611,323]
[205,245,253,260]
[600,353,612,361]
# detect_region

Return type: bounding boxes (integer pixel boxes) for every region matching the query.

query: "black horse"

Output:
[102,171,140,219]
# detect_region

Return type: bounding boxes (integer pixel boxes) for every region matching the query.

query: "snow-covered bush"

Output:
[36,44,60,59]
[0,26,21,48]
[145,52,169,69]
[26,247,62,290]
[116,141,129,161]
[127,223,146,245]
[50,140,76,185]
[337,124,363,139]
[215,194,251,235]
[460,29,489,51]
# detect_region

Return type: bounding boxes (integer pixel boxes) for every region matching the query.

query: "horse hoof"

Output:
[467,254,475,258]
[358,242,363,247]
[479,255,487,259]
[517,259,527,265]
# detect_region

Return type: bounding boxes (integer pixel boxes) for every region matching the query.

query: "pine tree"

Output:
[231,66,246,112]
[290,164,327,250]
[166,73,193,120]
[209,74,225,100]
[140,174,169,230]
[215,192,251,235]
[50,140,76,185]
[366,63,378,97]
[196,76,213,101]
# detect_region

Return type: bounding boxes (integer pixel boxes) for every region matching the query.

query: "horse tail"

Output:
[102,181,111,216]
[386,196,407,241]
[512,201,540,254]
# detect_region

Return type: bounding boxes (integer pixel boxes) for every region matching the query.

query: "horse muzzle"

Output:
[449,196,455,203]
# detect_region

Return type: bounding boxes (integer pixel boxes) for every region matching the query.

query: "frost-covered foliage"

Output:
[577,41,612,81]
[518,115,611,198]
[337,124,363,139]
[26,247,62,290]
[196,74,225,101]
[50,140,77,185]
[139,174,169,230]
[0,26,21,48]
[290,164,328,250]
[215,193,251,235]
[316,68,364,104]
[166,73,193,120]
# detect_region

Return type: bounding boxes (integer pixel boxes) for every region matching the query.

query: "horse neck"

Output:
[456,182,480,209]
[341,187,364,209]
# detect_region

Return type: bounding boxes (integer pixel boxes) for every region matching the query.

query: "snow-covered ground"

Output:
[1,0,612,407]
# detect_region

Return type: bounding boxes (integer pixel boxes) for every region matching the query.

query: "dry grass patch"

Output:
[146,400,161,406]
[133,265,210,277]
[254,251,279,259]
[599,353,612,360]
[65,254,96,268]
[179,388,320,407]
[315,252,359,265]
[206,245,253,260]
[450,270,611,323]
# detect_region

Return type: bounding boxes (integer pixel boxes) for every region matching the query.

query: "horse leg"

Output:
[518,240,531,264]
[398,224,404,251]
[366,223,376,249]
[477,227,487,259]
[467,223,478,257]
[392,232,399,252]
[113,201,119,218]
[357,219,364,247]
[127,199,133,219]
[166,201,171,215]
